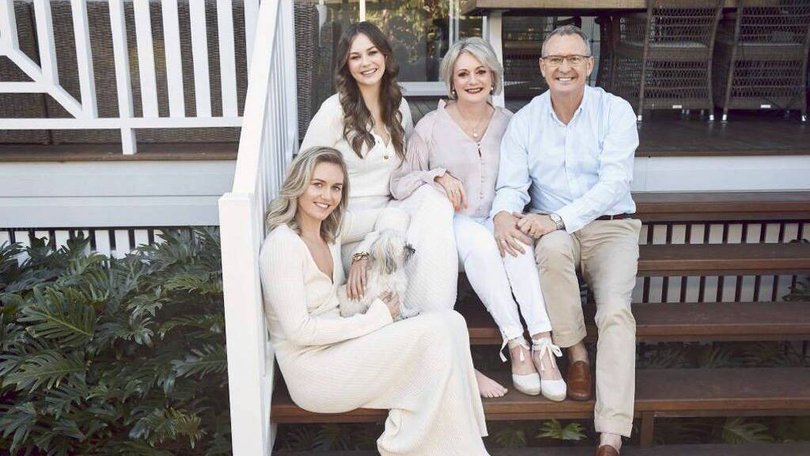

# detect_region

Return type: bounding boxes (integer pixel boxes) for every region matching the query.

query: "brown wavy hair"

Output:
[334,21,406,161]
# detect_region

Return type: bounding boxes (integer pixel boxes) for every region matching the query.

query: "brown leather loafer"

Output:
[566,360,593,401]
[595,444,620,456]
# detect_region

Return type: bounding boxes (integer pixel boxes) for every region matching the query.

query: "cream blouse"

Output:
[301,94,414,207]
[391,100,512,218]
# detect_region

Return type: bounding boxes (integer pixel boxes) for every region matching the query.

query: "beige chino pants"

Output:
[534,218,641,437]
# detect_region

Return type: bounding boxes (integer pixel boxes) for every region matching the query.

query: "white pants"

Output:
[454,214,552,344]
[344,186,458,312]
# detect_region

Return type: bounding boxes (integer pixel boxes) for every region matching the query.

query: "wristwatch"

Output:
[548,213,565,231]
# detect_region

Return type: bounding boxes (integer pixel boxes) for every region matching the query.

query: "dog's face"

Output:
[369,231,416,275]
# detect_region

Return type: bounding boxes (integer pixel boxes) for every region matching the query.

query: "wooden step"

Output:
[270,368,810,424]
[638,243,810,277]
[280,443,810,456]
[634,191,810,222]
[461,301,810,345]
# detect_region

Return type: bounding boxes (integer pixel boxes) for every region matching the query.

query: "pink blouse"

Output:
[391,100,512,218]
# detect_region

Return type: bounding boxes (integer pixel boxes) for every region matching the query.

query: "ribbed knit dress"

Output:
[259,224,489,455]
[300,94,458,312]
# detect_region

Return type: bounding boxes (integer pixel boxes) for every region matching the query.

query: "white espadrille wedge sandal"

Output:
[532,337,567,402]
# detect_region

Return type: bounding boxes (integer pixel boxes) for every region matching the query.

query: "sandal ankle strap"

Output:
[500,337,530,362]
[531,337,563,372]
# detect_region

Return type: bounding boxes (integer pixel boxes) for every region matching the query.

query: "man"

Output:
[491,25,640,456]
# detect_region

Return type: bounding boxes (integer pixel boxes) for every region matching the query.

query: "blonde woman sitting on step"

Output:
[260,146,489,456]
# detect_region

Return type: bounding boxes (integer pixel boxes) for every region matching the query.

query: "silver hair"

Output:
[541,25,592,57]
[439,37,504,99]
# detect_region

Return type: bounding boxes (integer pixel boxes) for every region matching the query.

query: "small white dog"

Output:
[338,230,417,321]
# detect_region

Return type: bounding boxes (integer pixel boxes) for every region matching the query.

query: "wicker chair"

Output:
[611,0,723,122]
[712,1,810,122]
[502,16,581,98]
[595,15,616,91]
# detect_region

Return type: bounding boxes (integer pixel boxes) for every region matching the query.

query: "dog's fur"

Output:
[338,230,417,321]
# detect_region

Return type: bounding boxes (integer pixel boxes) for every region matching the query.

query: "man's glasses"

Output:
[541,54,591,67]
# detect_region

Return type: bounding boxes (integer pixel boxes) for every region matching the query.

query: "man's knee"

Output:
[594,303,636,332]
[535,231,576,269]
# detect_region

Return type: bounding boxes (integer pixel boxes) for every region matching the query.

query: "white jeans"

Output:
[454,214,552,344]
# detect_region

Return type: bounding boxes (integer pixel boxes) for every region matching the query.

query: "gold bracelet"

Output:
[351,252,369,264]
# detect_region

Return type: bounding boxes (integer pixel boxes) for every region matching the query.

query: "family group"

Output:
[260,21,640,456]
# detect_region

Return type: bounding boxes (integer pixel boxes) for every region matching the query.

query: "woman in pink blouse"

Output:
[391,38,566,401]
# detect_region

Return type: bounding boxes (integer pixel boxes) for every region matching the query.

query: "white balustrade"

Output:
[0,0,256,154]
[219,0,297,454]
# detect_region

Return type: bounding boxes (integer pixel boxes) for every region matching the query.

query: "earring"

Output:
[490,86,494,93]
[451,88,456,97]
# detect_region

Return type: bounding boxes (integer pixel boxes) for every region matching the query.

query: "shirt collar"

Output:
[545,85,590,125]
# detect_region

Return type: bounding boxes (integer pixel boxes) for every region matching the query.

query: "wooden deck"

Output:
[409,98,810,157]
[1,102,808,161]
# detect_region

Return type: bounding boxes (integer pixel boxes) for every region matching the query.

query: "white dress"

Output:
[259,224,489,455]
[300,94,458,312]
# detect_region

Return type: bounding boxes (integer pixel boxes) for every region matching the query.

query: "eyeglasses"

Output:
[541,54,591,67]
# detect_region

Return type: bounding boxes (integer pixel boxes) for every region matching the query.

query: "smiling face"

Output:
[297,162,345,225]
[347,33,386,89]
[452,52,493,105]
[539,34,593,98]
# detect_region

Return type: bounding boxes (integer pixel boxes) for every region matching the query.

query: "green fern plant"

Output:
[537,419,586,441]
[0,229,230,455]
[722,417,774,444]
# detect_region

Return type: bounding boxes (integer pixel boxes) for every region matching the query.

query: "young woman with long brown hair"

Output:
[301,22,457,326]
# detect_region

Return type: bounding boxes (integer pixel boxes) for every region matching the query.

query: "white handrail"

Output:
[0,0,255,154]
[218,0,297,454]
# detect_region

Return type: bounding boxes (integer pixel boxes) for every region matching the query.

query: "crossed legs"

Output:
[455,214,564,399]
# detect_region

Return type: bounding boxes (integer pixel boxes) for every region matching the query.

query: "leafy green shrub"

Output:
[0,229,230,455]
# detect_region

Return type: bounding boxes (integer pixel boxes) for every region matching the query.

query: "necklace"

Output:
[455,103,491,140]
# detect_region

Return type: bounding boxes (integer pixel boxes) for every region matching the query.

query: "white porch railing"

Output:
[0,0,259,154]
[217,0,297,454]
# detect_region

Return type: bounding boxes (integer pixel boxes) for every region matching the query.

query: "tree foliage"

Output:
[0,229,230,455]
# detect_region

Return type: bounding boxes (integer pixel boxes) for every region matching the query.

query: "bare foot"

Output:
[475,369,507,398]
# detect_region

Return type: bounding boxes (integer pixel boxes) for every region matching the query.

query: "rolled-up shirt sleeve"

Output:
[554,99,638,233]
[490,112,532,218]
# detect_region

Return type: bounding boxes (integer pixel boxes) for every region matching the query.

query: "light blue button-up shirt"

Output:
[490,85,638,233]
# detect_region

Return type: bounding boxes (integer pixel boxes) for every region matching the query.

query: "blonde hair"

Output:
[440,37,504,100]
[265,147,350,243]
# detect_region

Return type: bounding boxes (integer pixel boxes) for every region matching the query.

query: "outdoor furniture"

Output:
[502,16,581,98]
[712,1,810,122]
[595,15,616,91]
[611,0,724,121]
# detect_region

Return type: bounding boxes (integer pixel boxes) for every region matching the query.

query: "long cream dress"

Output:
[259,224,489,455]
[300,94,458,312]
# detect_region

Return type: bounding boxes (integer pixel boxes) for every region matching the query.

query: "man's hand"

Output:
[347,258,368,300]
[435,173,468,212]
[493,211,534,257]
[515,212,557,238]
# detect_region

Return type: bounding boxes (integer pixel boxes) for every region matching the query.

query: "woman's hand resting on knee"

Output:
[379,290,401,320]
[434,173,468,212]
